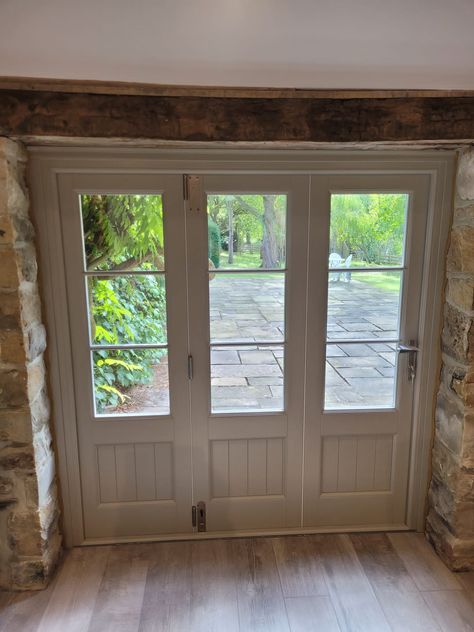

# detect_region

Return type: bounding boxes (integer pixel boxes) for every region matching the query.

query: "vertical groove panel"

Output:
[356,437,377,491]
[266,438,284,495]
[337,437,357,492]
[228,439,248,497]
[97,445,117,503]
[135,443,157,500]
[374,437,393,491]
[155,442,174,499]
[115,444,137,501]
[321,437,339,493]
[248,438,267,495]
[211,440,230,498]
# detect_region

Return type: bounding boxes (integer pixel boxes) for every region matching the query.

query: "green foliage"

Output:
[330,193,407,264]
[81,194,167,412]
[208,218,221,268]
[91,274,167,412]
[81,194,164,270]
[207,194,286,268]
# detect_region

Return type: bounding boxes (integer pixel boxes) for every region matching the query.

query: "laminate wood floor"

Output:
[1,533,473,631]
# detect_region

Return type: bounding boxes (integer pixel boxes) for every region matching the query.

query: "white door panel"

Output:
[52,164,436,540]
[303,174,430,527]
[58,173,192,538]
[187,175,309,531]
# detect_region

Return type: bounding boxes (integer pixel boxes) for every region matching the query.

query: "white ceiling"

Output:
[1,0,474,90]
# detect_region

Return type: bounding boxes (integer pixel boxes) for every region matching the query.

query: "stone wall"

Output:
[0,137,61,590]
[426,147,474,570]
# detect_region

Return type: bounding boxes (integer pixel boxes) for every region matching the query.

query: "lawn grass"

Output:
[216,250,399,293]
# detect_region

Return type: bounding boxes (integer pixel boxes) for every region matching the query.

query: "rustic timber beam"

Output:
[1,84,474,143]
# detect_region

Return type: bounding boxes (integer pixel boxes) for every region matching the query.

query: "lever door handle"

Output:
[397,343,419,353]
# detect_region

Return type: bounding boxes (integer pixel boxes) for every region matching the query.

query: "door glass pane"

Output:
[207,194,286,270]
[80,194,165,271]
[325,191,408,410]
[211,345,284,413]
[92,348,169,416]
[329,193,408,267]
[88,276,167,345]
[210,273,285,343]
[325,343,397,409]
[327,271,401,340]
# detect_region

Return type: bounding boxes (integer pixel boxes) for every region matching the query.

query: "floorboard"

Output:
[0,533,472,632]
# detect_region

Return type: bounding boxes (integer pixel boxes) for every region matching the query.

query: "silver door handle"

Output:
[397,343,419,353]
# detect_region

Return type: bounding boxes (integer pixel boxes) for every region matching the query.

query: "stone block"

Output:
[446,225,474,274]
[29,388,50,431]
[457,148,474,201]
[0,368,28,408]
[462,413,474,469]
[0,446,35,472]
[19,287,41,328]
[426,508,474,571]
[10,559,48,591]
[434,389,464,456]
[431,439,462,497]
[453,203,474,226]
[8,511,43,556]
[27,355,46,403]
[0,251,19,289]
[15,244,37,283]
[446,277,474,314]
[441,303,474,363]
[0,290,21,330]
[0,212,14,244]
[0,409,33,443]
[0,329,26,364]
[11,214,35,242]
[25,324,47,362]
[0,475,14,498]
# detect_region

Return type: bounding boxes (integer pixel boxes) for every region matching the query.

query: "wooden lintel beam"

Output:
[1,88,474,143]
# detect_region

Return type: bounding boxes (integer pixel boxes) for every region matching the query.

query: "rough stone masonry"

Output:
[426,147,474,570]
[0,138,61,590]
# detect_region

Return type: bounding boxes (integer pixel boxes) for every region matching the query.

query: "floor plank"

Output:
[388,533,463,591]
[458,572,474,595]
[351,533,441,631]
[0,533,470,632]
[138,541,192,632]
[233,537,290,632]
[88,544,149,632]
[316,534,391,632]
[190,539,240,632]
[423,589,474,632]
[285,596,341,632]
[272,536,327,597]
[36,546,110,632]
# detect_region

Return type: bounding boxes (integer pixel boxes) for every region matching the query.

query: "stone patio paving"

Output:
[210,275,400,411]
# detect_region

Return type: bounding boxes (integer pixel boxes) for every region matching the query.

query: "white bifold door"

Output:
[56,170,430,540]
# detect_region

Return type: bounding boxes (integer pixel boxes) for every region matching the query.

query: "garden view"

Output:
[82,191,407,414]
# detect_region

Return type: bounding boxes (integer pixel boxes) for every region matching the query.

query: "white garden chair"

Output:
[329,252,343,281]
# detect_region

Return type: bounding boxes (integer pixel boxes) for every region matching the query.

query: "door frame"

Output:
[29,147,455,546]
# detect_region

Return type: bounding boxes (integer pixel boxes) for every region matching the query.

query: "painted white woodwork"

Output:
[28,149,454,544]
[57,173,192,539]
[303,174,431,528]
[188,174,309,531]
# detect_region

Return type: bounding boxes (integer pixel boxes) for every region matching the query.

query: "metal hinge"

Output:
[183,175,201,212]
[192,501,206,532]
[397,340,419,382]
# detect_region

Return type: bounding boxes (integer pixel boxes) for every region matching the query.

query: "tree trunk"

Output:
[262,195,279,268]
[227,199,234,264]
